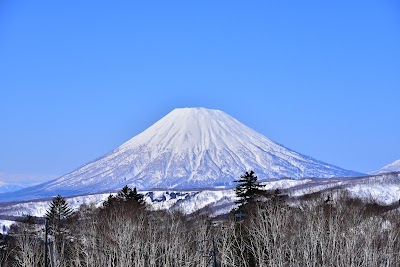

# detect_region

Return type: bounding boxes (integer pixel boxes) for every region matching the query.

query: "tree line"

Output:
[0,172,399,266]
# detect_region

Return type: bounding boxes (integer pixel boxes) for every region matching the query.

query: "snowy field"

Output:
[0,172,398,223]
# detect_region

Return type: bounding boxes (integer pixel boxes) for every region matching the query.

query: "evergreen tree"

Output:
[45,195,74,266]
[103,185,144,207]
[45,195,74,235]
[234,170,265,207]
[116,185,144,204]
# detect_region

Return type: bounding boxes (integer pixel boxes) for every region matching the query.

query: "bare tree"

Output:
[9,217,44,267]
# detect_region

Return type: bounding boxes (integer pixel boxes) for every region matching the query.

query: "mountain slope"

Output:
[371,159,400,174]
[0,108,363,201]
[0,183,25,194]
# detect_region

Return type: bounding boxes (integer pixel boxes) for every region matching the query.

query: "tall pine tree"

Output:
[45,195,74,235]
[45,195,74,266]
[234,170,265,207]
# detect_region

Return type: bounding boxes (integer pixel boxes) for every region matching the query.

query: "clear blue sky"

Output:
[1,1,399,185]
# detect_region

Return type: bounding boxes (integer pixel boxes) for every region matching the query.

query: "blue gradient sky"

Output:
[1,1,399,185]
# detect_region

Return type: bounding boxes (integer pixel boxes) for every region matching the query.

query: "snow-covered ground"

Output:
[0,172,398,222]
[0,220,14,234]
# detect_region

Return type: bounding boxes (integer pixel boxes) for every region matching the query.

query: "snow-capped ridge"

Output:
[370,159,400,175]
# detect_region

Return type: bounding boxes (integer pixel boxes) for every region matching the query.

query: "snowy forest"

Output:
[0,173,399,267]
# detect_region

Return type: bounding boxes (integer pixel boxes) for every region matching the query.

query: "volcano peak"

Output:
[1,107,363,201]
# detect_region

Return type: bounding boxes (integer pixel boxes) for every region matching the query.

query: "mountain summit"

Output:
[1,108,362,201]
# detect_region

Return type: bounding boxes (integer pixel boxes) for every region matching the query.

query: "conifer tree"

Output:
[45,195,74,235]
[234,170,265,207]
[103,185,144,207]
[45,195,74,266]
[116,185,144,204]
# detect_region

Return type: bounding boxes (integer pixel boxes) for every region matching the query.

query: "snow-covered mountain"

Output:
[0,107,363,202]
[371,159,400,174]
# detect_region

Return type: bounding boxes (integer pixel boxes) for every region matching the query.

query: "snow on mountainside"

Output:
[370,159,400,174]
[0,108,363,202]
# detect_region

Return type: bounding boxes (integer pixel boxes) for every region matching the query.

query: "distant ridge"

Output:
[370,159,400,174]
[0,107,363,201]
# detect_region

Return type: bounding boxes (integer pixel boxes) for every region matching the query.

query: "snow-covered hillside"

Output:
[0,108,363,202]
[0,172,397,220]
[371,159,400,174]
